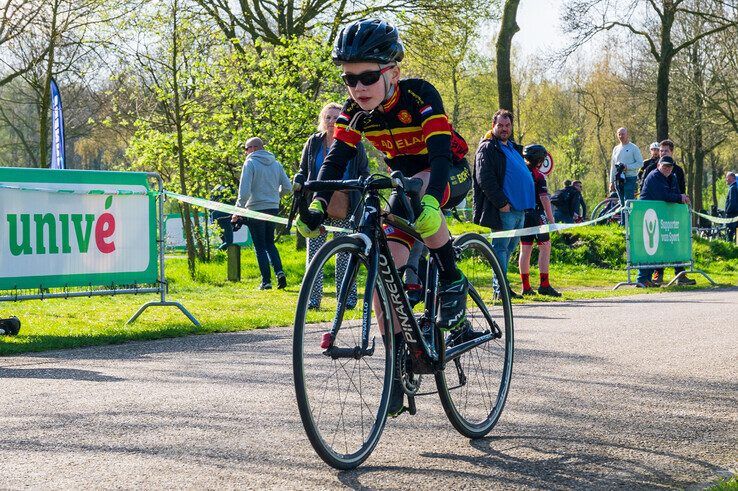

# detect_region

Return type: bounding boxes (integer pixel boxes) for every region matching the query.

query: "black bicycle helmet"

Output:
[332,19,405,65]
[522,144,548,164]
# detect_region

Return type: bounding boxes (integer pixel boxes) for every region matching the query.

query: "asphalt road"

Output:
[1,289,736,489]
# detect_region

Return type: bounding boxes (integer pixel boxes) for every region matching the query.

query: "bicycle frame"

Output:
[321,185,497,374]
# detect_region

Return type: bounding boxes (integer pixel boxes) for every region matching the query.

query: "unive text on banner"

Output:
[0,168,157,290]
[627,200,692,266]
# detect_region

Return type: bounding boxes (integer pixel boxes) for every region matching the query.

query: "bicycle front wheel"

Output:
[293,235,394,470]
[436,232,514,438]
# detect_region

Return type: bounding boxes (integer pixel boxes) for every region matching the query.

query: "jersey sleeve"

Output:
[409,81,452,203]
[332,100,362,148]
[536,173,548,196]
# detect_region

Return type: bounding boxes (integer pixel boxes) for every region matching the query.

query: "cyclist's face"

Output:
[342,62,398,111]
[650,148,659,158]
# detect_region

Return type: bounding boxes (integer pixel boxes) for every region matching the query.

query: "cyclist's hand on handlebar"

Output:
[296,199,325,238]
[415,195,442,238]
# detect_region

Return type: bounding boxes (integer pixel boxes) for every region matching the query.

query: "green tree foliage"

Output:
[128,36,342,193]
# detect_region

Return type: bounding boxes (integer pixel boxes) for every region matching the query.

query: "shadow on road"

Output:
[0,367,124,382]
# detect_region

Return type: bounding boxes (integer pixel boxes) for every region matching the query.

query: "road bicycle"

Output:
[289,172,514,469]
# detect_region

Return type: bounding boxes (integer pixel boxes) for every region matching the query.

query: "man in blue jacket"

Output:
[725,171,738,242]
[474,109,535,298]
[637,156,690,287]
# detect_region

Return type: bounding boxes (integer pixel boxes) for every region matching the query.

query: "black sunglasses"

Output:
[341,66,393,88]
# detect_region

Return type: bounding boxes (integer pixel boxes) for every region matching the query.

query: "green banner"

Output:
[627,200,692,266]
[0,167,158,290]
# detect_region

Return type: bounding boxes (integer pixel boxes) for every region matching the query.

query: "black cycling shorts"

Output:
[520,210,550,245]
[387,158,471,218]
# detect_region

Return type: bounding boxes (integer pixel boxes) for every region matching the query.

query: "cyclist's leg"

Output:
[518,241,533,293]
[409,171,469,328]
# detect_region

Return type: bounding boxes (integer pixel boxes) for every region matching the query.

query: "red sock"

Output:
[521,273,531,290]
[540,273,550,288]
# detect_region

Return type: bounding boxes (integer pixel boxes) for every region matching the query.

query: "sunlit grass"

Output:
[2,227,736,356]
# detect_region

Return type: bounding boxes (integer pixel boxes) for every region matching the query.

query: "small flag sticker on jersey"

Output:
[420,105,433,116]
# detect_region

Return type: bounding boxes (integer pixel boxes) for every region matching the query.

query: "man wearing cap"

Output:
[232,137,292,290]
[609,127,643,204]
[641,140,692,284]
[638,142,660,191]
[637,156,690,287]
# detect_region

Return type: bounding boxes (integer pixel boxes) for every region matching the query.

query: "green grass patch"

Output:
[709,475,738,490]
[2,224,737,356]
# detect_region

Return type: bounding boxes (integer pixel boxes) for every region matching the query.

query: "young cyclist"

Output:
[296,19,476,416]
[518,144,561,297]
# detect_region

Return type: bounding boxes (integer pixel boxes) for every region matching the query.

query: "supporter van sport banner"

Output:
[627,200,691,266]
[0,167,157,290]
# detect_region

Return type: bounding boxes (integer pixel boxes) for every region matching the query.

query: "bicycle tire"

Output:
[293,235,395,470]
[590,199,608,222]
[436,232,514,438]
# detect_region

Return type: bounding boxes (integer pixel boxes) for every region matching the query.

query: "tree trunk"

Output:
[38,0,59,168]
[691,43,705,213]
[495,0,520,116]
[655,6,676,141]
[171,0,197,278]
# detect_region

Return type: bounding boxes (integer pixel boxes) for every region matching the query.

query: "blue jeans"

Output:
[492,209,526,277]
[637,268,653,285]
[623,176,637,203]
[211,210,233,249]
[245,208,283,285]
[554,209,574,224]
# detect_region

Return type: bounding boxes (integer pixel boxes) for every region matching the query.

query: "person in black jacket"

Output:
[725,171,738,242]
[637,157,691,287]
[642,140,693,284]
[641,140,686,195]
[297,102,369,309]
[473,109,535,297]
[638,142,660,191]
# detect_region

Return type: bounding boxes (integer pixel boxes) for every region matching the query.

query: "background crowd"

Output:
[214,104,737,297]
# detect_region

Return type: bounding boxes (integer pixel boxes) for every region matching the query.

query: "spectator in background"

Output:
[232,137,292,290]
[726,171,738,242]
[210,184,235,251]
[638,142,660,190]
[609,127,643,205]
[552,180,582,224]
[297,102,369,309]
[637,156,690,288]
[474,109,535,299]
[641,140,686,195]
[642,140,691,285]
[572,180,586,222]
[518,144,560,297]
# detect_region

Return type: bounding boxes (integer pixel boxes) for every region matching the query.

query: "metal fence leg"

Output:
[126,173,201,328]
[127,301,201,327]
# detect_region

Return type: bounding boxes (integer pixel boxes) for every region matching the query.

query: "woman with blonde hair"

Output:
[297,102,369,309]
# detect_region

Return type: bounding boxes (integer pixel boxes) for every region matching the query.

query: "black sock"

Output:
[429,240,461,283]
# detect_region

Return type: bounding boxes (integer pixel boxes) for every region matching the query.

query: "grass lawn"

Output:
[2,224,736,356]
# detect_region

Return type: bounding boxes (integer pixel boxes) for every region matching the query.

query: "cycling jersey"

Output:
[531,167,548,212]
[316,78,467,204]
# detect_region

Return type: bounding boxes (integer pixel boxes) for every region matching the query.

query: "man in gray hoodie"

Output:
[231,137,293,290]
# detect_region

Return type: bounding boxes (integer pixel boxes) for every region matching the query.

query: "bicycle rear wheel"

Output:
[293,235,394,469]
[436,232,514,438]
